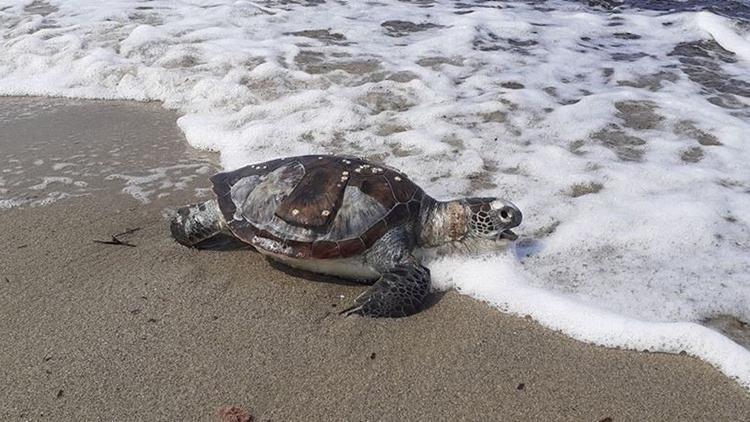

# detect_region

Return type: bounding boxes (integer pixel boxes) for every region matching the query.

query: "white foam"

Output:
[52,162,75,170]
[1,0,750,388]
[28,176,75,190]
[105,164,210,203]
[696,11,750,62]
[0,191,82,209]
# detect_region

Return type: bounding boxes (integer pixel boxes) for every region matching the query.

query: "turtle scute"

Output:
[274,166,346,228]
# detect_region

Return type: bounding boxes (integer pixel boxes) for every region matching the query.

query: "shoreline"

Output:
[1,97,748,420]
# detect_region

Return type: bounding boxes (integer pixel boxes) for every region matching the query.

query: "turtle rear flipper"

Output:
[342,261,431,318]
[170,200,237,249]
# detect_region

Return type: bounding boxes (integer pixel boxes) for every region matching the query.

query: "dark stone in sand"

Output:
[613,32,641,40]
[585,0,623,11]
[611,52,649,61]
[673,121,722,146]
[286,29,346,43]
[482,110,507,123]
[543,86,558,97]
[680,146,704,163]
[560,98,581,105]
[472,28,536,54]
[416,56,463,69]
[616,71,679,91]
[591,126,647,162]
[501,81,525,89]
[569,182,604,198]
[381,20,442,37]
[614,100,663,130]
[295,51,380,75]
[357,89,414,114]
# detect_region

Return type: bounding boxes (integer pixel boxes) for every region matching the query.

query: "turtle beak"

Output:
[499,229,518,241]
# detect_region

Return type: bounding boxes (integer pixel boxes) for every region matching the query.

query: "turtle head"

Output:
[418,197,522,250]
[466,198,522,241]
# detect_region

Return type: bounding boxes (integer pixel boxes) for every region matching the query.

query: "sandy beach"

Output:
[1,97,748,421]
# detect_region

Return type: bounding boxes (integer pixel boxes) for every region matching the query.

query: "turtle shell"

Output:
[210,155,425,259]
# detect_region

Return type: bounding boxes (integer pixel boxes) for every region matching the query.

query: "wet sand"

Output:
[0,97,748,421]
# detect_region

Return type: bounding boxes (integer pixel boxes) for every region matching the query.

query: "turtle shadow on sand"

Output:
[185,231,451,313]
[186,228,448,312]
[190,233,251,251]
[191,233,366,288]
[266,258,364,287]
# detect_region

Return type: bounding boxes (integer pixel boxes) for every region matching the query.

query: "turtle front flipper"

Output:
[342,261,431,318]
[170,200,240,250]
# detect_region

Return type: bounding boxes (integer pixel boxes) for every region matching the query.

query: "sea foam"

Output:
[1,0,749,388]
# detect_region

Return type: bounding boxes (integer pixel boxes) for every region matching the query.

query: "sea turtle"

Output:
[170,155,522,317]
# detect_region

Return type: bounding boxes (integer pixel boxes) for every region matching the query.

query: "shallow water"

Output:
[0,97,217,208]
[1,0,749,387]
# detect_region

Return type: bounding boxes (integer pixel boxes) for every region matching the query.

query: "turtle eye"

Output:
[493,203,522,228]
[498,207,515,223]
